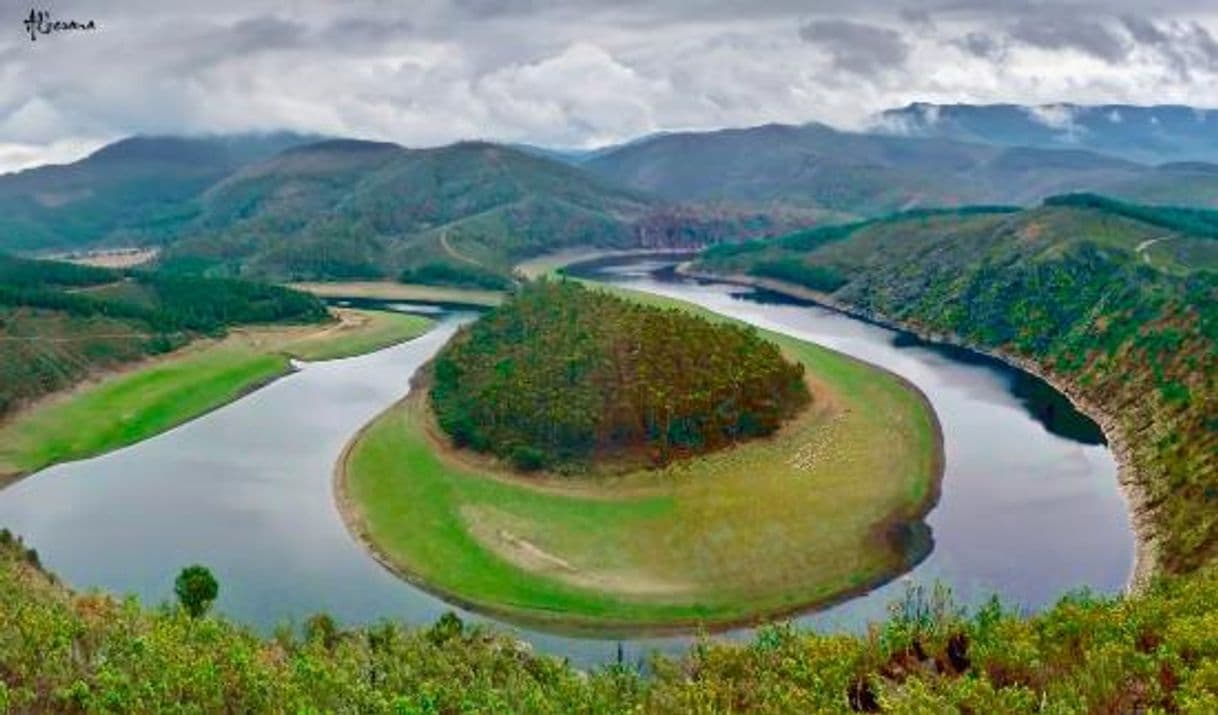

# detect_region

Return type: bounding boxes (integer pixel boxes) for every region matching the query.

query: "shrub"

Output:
[174,564,219,618]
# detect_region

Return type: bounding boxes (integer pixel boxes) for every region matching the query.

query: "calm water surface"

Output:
[0,259,1134,667]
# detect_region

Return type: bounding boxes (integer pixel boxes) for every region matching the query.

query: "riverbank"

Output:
[676,263,1158,592]
[290,281,504,307]
[0,309,432,485]
[514,248,699,280]
[336,283,943,635]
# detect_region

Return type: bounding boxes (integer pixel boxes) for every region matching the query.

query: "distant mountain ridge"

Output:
[872,103,1218,165]
[583,118,1218,214]
[9,118,1218,283]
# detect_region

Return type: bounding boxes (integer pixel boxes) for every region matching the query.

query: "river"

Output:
[0,257,1134,668]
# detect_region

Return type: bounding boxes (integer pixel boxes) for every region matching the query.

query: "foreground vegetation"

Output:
[696,196,1218,575]
[431,280,809,470]
[341,284,938,630]
[2,532,1218,712]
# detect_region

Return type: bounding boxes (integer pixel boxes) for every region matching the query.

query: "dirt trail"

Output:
[1135,236,1172,266]
[439,232,485,268]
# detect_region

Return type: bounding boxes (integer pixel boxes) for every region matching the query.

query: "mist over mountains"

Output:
[872,103,1218,165]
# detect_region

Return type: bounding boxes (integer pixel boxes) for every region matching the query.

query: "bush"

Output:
[509,445,547,471]
[174,565,219,618]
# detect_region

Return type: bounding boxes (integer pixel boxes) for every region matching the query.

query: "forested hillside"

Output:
[695,197,1218,573]
[0,134,316,252]
[161,140,653,281]
[0,255,326,418]
[430,280,809,470]
[164,140,811,284]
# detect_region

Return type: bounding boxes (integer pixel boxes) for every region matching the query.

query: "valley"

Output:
[0,105,1214,710]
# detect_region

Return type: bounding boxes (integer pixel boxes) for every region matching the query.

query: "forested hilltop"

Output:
[695,195,1218,574]
[0,254,326,418]
[430,280,809,470]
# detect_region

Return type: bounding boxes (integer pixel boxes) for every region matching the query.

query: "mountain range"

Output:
[4,104,1218,284]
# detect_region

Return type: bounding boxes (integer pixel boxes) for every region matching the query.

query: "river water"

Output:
[0,257,1134,667]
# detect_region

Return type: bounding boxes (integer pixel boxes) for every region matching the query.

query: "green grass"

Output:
[342,285,940,632]
[0,342,287,477]
[284,310,432,361]
[0,310,433,479]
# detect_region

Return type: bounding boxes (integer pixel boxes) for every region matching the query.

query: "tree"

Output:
[175,564,219,618]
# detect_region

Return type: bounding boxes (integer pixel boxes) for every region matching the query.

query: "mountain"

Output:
[583,122,1161,215]
[163,139,664,281]
[873,103,1218,165]
[0,133,320,252]
[695,195,1218,572]
[166,138,814,282]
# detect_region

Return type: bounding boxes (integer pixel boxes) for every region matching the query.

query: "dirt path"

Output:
[1135,236,1173,266]
[439,231,485,268]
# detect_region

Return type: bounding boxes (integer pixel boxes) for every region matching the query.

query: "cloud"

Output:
[1007,15,1130,62]
[1120,15,1218,79]
[3,1,1218,172]
[798,19,910,75]
[1024,104,1079,130]
[953,31,1006,60]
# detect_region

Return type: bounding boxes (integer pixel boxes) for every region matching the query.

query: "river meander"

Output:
[0,257,1134,667]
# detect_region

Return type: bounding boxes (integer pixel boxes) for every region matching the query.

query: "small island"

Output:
[337,280,943,632]
[430,280,811,472]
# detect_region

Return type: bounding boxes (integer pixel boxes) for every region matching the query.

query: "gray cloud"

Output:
[798,20,910,75]
[2,1,1218,173]
[953,31,1006,60]
[1007,15,1130,62]
[1120,15,1218,79]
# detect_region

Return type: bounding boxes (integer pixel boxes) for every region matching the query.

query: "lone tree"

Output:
[174,564,219,618]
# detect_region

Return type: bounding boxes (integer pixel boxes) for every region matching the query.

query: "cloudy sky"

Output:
[2,0,1218,171]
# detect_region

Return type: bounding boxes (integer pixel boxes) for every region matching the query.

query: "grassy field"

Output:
[340,286,941,632]
[0,309,432,481]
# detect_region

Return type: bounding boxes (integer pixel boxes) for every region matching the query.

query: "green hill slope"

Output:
[163,140,660,281]
[695,198,1218,573]
[0,134,317,252]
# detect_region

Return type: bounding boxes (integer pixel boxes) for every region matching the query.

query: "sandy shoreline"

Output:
[674,263,1159,593]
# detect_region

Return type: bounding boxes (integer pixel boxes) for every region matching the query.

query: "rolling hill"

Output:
[0,133,318,253]
[163,139,819,282]
[163,140,658,280]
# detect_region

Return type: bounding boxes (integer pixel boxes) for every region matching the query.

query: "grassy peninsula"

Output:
[339,281,940,631]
